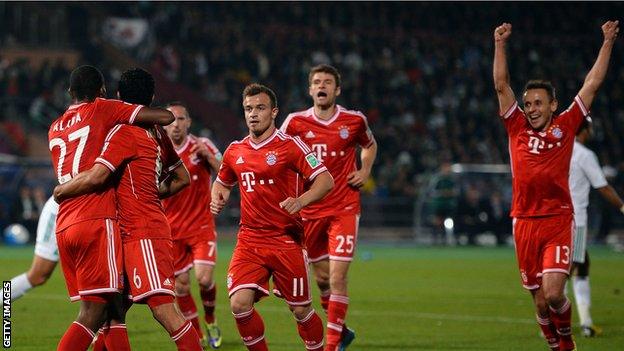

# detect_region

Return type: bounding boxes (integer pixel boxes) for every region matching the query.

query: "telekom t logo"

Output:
[311,144,328,162]
[241,171,256,192]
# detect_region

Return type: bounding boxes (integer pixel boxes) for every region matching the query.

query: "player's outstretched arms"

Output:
[578,20,619,110]
[493,23,516,115]
[210,181,232,215]
[159,163,190,199]
[53,164,111,203]
[135,107,175,126]
[280,171,334,214]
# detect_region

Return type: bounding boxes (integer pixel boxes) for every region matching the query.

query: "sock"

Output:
[325,294,349,350]
[550,299,574,351]
[57,321,95,351]
[177,293,203,338]
[572,277,592,326]
[170,321,203,351]
[233,308,268,351]
[536,314,559,350]
[320,290,330,313]
[104,324,131,351]
[92,327,107,351]
[10,273,33,301]
[200,282,217,324]
[296,309,324,350]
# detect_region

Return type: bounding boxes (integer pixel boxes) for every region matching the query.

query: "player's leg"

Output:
[571,226,599,336]
[304,218,331,300]
[174,239,204,340]
[11,255,57,300]
[311,260,331,310]
[326,215,359,350]
[149,295,203,351]
[543,272,574,351]
[191,233,221,348]
[290,304,324,351]
[228,243,270,351]
[531,288,560,351]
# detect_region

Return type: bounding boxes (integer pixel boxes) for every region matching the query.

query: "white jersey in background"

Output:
[569,141,608,227]
[34,196,60,261]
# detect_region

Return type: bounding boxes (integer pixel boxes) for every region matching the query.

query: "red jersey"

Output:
[216,129,328,248]
[48,98,143,231]
[280,105,374,218]
[95,125,181,240]
[162,134,221,239]
[502,96,587,217]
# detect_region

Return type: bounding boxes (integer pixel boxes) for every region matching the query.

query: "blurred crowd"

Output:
[2,2,624,233]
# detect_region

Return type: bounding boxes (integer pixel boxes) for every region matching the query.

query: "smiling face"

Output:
[309,72,341,109]
[243,92,278,137]
[522,88,558,131]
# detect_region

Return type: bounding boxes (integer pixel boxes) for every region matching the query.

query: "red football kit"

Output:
[161,134,221,275]
[49,98,142,301]
[217,129,328,304]
[97,124,182,301]
[502,96,587,289]
[281,105,375,262]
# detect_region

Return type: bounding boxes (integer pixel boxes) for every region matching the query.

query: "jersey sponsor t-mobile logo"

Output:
[528,136,544,154]
[311,143,327,162]
[241,172,256,192]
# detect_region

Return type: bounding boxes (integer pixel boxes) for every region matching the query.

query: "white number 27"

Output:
[49,126,90,184]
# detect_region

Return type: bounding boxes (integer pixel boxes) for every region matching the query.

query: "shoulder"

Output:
[276,130,311,153]
[338,105,370,126]
[282,108,314,128]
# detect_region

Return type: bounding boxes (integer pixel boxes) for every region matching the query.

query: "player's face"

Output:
[309,72,341,109]
[165,106,191,144]
[522,88,558,131]
[243,93,278,137]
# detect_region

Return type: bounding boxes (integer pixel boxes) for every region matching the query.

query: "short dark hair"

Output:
[309,64,341,87]
[118,68,154,106]
[242,83,278,108]
[69,65,104,101]
[523,80,556,101]
[164,101,187,109]
[577,115,593,135]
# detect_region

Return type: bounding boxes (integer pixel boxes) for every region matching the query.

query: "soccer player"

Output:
[493,21,619,351]
[54,68,202,350]
[162,102,223,349]
[10,195,58,301]
[211,83,333,351]
[48,65,174,351]
[569,116,624,337]
[280,64,377,351]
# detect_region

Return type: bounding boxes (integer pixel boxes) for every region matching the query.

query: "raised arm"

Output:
[279,171,334,214]
[159,163,190,199]
[493,23,516,115]
[53,164,111,203]
[135,107,175,126]
[577,21,619,110]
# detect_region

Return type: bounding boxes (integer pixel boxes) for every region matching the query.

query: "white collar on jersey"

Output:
[247,128,279,150]
[311,105,343,126]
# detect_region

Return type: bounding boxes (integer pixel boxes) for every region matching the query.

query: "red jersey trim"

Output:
[312,106,342,125]
[166,159,183,173]
[247,128,279,150]
[501,101,518,119]
[574,95,589,116]
[309,167,329,181]
[216,176,236,187]
[128,105,143,124]
[175,136,192,153]
[96,157,116,172]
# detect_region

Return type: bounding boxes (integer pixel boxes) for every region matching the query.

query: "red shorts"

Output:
[173,229,217,276]
[303,214,360,262]
[124,239,176,302]
[56,218,123,301]
[513,214,574,290]
[227,244,312,306]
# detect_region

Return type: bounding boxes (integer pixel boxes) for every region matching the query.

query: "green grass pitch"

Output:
[2,240,623,350]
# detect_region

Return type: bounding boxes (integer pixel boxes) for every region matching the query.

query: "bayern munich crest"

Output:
[339,126,350,139]
[551,127,563,139]
[266,151,277,165]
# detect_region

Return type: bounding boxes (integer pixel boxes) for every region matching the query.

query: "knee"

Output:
[544,290,565,308]
[290,304,313,321]
[315,273,330,290]
[197,273,214,290]
[230,296,253,315]
[175,278,191,295]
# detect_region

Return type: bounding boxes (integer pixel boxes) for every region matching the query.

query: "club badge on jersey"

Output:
[266,151,277,166]
[339,126,349,139]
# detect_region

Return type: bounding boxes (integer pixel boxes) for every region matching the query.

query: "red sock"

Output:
[550,299,574,351]
[536,314,559,350]
[200,283,217,324]
[325,294,349,350]
[57,321,95,351]
[233,308,268,351]
[177,293,203,338]
[170,321,202,351]
[104,324,131,350]
[92,327,107,351]
[320,291,330,313]
[296,309,324,350]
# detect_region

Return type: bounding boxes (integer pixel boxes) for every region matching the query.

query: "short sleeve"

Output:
[288,137,328,181]
[155,126,182,174]
[216,147,237,186]
[97,98,143,126]
[280,114,297,135]
[355,114,375,148]
[201,137,223,161]
[582,151,608,189]
[501,102,526,136]
[559,96,588,134]
[95,126,136,172]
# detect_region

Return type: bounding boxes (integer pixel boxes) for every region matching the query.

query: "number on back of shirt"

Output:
[49,126,91,184]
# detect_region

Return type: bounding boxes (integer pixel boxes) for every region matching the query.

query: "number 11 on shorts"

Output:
[292,277,304,297]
